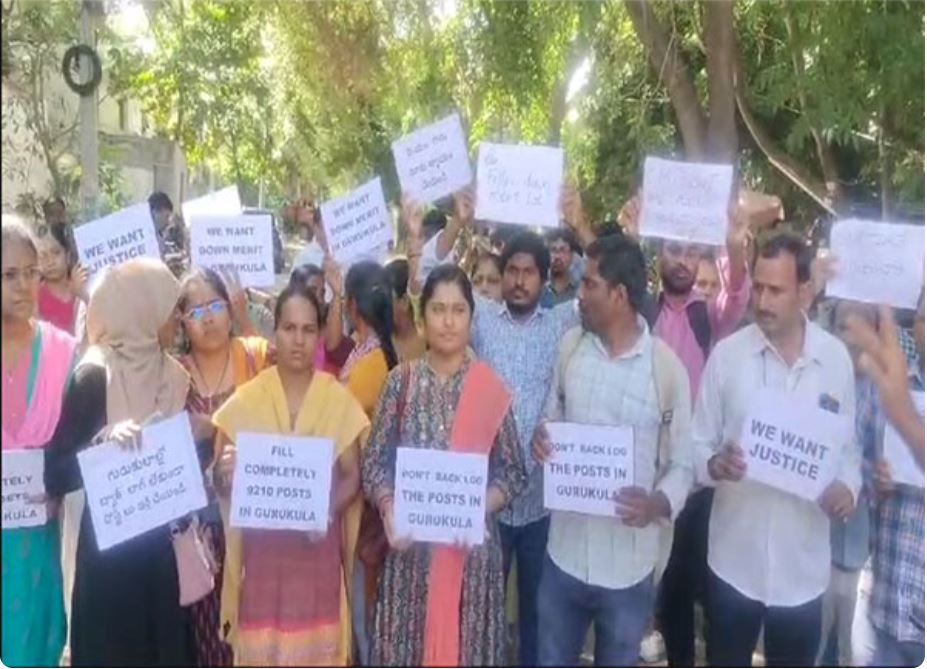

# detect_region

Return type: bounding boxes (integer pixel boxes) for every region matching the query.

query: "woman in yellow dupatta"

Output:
[212,282,369,667]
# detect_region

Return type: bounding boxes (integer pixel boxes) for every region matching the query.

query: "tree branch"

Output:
[783,7,842,209]
[625,0,707,158]
[732,57,835,215]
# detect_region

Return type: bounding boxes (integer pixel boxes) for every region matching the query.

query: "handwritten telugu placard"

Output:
[474,142,564,228]
[393,447,488,546]
[641,157,733,246]
[826,219,925,310]
[393,113,473,204]
[190,214,275,287]
[543,422,635,517]
[740,389,851,502]
[78,413,207,550]
[181,186,242,225]
[1,449,47,529]
[320,177,393,265]
[229,433,334,532]
[883,390,925,489]
[74,203,161,278]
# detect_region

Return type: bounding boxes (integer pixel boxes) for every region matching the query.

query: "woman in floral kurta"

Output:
[361,264,527,667]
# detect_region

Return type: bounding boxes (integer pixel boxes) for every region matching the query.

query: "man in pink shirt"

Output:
[618,189,778,667]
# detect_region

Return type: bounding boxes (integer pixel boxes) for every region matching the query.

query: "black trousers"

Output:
[656,487,713,666]
[706,569,822,667]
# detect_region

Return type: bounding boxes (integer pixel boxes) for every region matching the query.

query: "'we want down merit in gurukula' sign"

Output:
[740,388,852,502]
[190,214,276,288]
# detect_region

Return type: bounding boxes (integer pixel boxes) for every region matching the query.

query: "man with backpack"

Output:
[618,190,765,666]
[531,233,693,666]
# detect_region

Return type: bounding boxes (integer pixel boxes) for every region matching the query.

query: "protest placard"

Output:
[78,412,207,551]
[73,203,161,278]
[740,389,852,502]
[190,214,275,287]
[393,447,488,546]
[826,219,925,310]
[320,177,393,265]
[229,433,334,532]
[392,113,472,204]
[182,186,242,225]
[474,142,563,228]
[641,157,733,246]
[543,422,635,517]
[883,391,925,489]
[1,449,46,529]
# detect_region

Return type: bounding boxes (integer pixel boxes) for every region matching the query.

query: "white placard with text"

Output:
[79,413,207,550]
[1,449,47,529]
[475,142,564,228]
[393,113,472,204]
[229,432,334,532]
[190,214,275,287]
[393,447,488,546]
[74,203,161,278]
[641,157,733,246]
[543,422,635,517]
[320,177,393,265]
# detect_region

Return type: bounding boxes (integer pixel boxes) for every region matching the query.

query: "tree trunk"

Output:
[625,0,707,158]
[704,0,737,161]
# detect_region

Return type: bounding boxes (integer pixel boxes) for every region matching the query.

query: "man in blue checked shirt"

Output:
[467,188,596,666]
[851,293,925,667]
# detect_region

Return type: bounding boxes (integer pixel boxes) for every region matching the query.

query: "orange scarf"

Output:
[422,361,513,667]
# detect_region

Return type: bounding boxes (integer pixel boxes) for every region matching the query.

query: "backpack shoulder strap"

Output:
[556,326,585,405]
[397,362,412,438]
[650,337,678,473]
[685,299,712,361]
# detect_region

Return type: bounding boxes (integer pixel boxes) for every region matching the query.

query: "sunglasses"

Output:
[184,299,228,321]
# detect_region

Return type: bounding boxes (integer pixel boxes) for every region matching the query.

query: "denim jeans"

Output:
[852,579,925,667]
[499,516,549,666]
[707,569,822,667]
[537,555,654,667]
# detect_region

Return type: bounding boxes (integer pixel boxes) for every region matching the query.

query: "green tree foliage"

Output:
[9,0,923,228]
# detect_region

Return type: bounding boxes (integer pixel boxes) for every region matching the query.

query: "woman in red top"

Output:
[36,224,87,335]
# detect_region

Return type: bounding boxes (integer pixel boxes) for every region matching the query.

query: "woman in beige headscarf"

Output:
[45,258,196,666]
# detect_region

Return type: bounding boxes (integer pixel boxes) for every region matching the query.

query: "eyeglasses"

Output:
[184,299,227,321]
[1,267,41,284]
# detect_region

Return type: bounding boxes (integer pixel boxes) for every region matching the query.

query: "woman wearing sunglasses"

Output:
[175,267,272,667]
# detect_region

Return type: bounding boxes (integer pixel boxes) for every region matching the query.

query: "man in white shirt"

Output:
[532,234,693,666]
[692,232,859,666]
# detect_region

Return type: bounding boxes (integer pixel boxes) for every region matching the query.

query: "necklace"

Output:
[192,348,232,399]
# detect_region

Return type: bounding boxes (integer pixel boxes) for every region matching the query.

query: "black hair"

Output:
[345,261,399,370]
[1,216,38,258]
[500,231,551,282]
[177,267,231,315]
[422,264,475,315]
[472,252,503,277]
[585,233,648,313]
[422,209,447,238]
[41,221,77,270]
[289,263,324,289]
[385,258,410,301]
[42,197,66,214]
[148,191,174,214]
[754,232,813,284]
[274,282,324,332]
[546,228,580,254]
